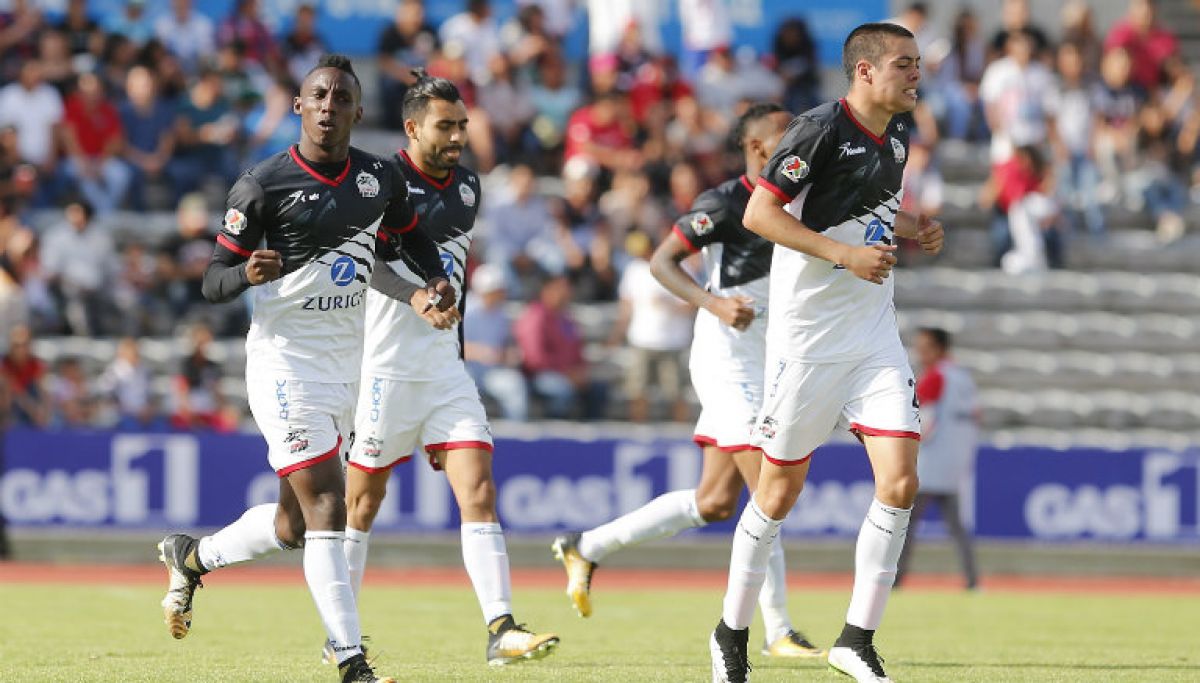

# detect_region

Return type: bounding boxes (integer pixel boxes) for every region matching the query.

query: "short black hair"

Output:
[918,327,951,350]
[401,68,463,122]
[842,22,916,82]
[306,53,360,92]
[731,102,787,150]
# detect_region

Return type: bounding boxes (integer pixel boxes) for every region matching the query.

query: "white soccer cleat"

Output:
[828,645,894,682]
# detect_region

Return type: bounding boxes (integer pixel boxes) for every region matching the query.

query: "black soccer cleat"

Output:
[486,614,560,665]
[157,533,205,639]
[338,653,395,683]
[709,619,751,683]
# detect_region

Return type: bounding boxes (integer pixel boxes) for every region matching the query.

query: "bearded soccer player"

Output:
[551,103,821,659]
[155,55,451,683]
[339,71,559,666]
[708,24,944,683]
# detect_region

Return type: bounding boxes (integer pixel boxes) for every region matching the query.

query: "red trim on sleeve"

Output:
[277,436,342,477]
[288,145,351,187]
[394,212,420,234]
[216,234,253,258]
[399,149,455,189]
[762,451,813,467]
[739,175,755,194]
[839,98,886,146]
[916,365,945,405]
[849,423,921,441]
[671,225,699,253]
[693,435,759,453]
[756,177,794,203]
[348,455,411,474]
[376,230,390,242]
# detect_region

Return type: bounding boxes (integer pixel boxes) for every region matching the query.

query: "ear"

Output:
[403,117,418,140]
[354,105,363,124]
[857,59,873,85]
[292,96,301,115]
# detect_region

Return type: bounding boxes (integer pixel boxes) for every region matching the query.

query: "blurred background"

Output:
[0,0,1197,578]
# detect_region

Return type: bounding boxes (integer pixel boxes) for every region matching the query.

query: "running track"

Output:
[2,563,1198,595]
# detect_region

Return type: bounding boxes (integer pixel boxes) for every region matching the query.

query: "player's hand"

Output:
[916,214,944,255]
[245,250,282,285]
[409,286,460,330]
[422,277,456,312]
[705,295,756,330]
[843,244,897,284]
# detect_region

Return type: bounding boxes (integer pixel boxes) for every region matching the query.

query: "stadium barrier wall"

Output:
[2,428,1198,543]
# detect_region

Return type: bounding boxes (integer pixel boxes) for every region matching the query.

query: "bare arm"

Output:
[649,230,753,330]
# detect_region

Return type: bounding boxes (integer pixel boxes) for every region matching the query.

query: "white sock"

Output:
[845,498,912,630]
[722,498,784,630]
[303,531,363,664]
[197,504,288,571]
[344,527,370,600]
[461,523,513,624]
[758,535,794,642]
[578,489,705,563]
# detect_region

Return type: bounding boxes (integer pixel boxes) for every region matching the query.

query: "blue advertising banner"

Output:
[3,429,1198,543]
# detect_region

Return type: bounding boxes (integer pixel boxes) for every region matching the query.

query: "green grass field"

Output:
[2,582,1197,682]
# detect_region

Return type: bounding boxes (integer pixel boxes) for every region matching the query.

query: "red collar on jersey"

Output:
[288,146,351,187]
[838,98,886,146]
[739,175,754,193]
[399,149,456,190]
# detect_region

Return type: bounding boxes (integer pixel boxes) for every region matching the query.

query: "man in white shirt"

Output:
[0,60,63,205]
[979,28,1058,165]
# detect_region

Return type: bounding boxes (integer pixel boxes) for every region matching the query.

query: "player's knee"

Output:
[695,491,737,523]
[756,477,805,519]
[308,490,347,530]
[346,486,385,529]
[456,477,497,520]
[877,473,919,509]
[274,508,306,548]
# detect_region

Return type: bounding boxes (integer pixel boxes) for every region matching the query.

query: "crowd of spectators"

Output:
[1,0,1198,431]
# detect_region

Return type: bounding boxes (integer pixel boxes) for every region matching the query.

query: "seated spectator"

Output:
[47,356,93,428]
[610,231,693,422]
[171,322,236,432]
[99,33,140,96]
[514,275,605,419]
[980,29,1057,168]
[1093,47,1145,204]
[161,193,246,334]
[478,54,536,164]
[0,60,63,208]
[772,17,821,114]
[987,0,1050,61]
[215,40,268,110]
[695,47,783,124]
[105,0,153,46]
[1060,0,1103,76]
[552,162,618,301]
[37,28,76,95]
[664,95,726,168]
[96,337,160,429]
[154,0,216,76]
[981,145,1062,274]
[242,74,302,165]
[1,324,49,427]
[174,69,240,192]
[1129,102,1189,242]
[218,0,279,71]
[925,9,987,141]
[483,164,563,296]
[499,3,552,75]
[464,264,530,420]
[528,50,582,165]
[0,0,44,85]
[61,71,131,215]
[1053,41,1105,236]
[3,226,57,333]
[1104,0,1177,93]
[599,169,668,237]
[56,0,99,56]
[281,3,327,87]
[564,91,640,174]
[0,212,29,334]
[113,240,171,337]
[40,200,118,336]
[376,0,439,131]
[119,65,180,210]
[439,0,502,87]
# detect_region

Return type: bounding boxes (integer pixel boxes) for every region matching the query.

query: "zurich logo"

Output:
[864,219,886,245]
[440,252,454,277]
[330,255,356,286]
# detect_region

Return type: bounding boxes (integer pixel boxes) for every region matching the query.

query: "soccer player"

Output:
[156,55,452,683]
[551,103,822,659]
[707,24,944,683]
[339,71,559,666]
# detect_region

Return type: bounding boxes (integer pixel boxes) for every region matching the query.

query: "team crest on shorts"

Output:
[759,416,778,440]
[690,212,714,236]
[361,436,383,458]
[284,428,309,454]
[780,156,809,182]
[459,183,476,207]
[356,171,380,198]
[223,208,246,235]
[890,137,906,163]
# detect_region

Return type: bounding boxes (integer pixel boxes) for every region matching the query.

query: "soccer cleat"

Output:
[485,615,560,666]
[157,533,205,639]
[550,532,596,617]
[828,644,893,683]
[322,636,372,666]
[709,619,751,683]
[762,629,825,657]
[337,653,395,683]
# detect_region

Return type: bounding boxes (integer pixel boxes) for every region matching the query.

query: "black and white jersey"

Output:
[216,145,416,382]
[757,99,913,363]
[362,149,481,381]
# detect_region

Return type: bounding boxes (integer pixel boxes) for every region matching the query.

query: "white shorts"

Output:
[246,376,357,476]
[751,342,921,465]
[690,310,765,452]
[348,367,493,472]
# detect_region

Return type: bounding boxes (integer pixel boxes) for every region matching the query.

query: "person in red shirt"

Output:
[982,144,1061,272]
[513,275,605,419]
[1,324,49,427]
[564,91,639,173]
[1104,0,1177,93]
[61,71,131,214]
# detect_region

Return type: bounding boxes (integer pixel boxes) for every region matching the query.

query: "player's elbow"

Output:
[742,194,770,237]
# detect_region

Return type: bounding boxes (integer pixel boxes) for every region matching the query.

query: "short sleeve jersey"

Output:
[217,145,417,382]
[361,150,482,382]
[672,174,772,305]
[757,99,913,363]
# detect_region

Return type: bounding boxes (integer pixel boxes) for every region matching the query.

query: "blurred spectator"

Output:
[0,0,44,84]
[478,54,536,163]
[99,33,139,96]
[57,0,100,57]
[925,9,987,141]
[154,0,216,75]
[47,356,93,427]
[242,74,301,165]
[218,0,279,70]
[171,322,235,431]
[464,263,530,421]
[105,0,154,46]
[1053,41,1105,236]
[119,65,181,210]
[987,0,1050,61]
[1093,48,1144,204]
[679,0,732,79]
[896,327,980,591]
[376,0,439,131]
[587,0,662,57]
[528,51,583,167]
[1130,102,1189,242]
[900,141,944,220]
[61,71,131,215]
[37,28,76,95]
[554,163,618,301]
[665,95,725,169]
[439,0,502,87]
[174,69,239,192]
[161,193,232,330]
[113,240,171,337]
[483,164,562,295]
[0,60,63,207]
[514,275,605,419]
[1060,0,1103,76]
[772,17,821,114]
[1104,0,1177,93]
[281,3,327,87]
[610,231,693,423]
[145,41,189,101]
[564,92,639,173]
[216,40,268,111]
[96,337,160,429]
[499,4,553,74]
[1,324,49,427]
[3,227,57,333]
[979,29,1057,166]
[40,201,118,335]
[893,3,936,57]
[695,47,783,123]
[519,0,576,40]
[599,169,668,237]
[0,215,28,335]
[667,162,703,215]
[982,145,1061,274]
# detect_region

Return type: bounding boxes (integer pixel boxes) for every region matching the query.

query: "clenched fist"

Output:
[843,244,897,285]
[245,250,282,285]
[916,214,944,255]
